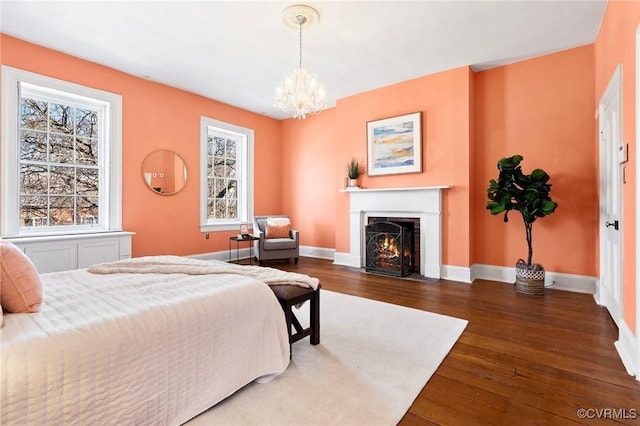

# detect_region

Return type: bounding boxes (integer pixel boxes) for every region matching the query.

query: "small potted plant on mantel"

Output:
[346,157,365,189]
[486,155,558,295]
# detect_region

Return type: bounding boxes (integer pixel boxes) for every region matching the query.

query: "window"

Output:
[1,66,122,237]
[200,117,253,231]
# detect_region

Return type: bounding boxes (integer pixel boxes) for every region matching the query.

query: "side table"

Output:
[228,235,259,265]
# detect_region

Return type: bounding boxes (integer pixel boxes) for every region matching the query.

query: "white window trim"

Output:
[1,66,123,237]
[200,116,254,232]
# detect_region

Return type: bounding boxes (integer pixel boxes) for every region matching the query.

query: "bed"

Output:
[1,254,319,425]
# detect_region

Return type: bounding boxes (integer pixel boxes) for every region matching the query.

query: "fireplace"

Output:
[365,220,414,277]
[338,186,450,279]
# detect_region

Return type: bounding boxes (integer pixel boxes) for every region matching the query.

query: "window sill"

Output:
[200,224,253,233]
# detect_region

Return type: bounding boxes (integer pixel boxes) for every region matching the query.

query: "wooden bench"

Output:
[270,284,320,357]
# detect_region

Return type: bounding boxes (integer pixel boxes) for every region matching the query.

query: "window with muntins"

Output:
[209,131,239,220]
[1,66,122,237]
[200,117,253,232]
[19,87,102,229]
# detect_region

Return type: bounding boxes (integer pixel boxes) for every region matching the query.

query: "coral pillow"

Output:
[0,240,42,313]
[265,217,291,239]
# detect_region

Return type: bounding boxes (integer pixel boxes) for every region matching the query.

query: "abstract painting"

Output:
[367,112,422,176]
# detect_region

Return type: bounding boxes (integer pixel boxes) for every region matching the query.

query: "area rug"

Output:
[185,290,468,426]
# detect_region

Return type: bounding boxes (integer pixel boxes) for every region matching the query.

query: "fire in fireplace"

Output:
[365,221,413,277]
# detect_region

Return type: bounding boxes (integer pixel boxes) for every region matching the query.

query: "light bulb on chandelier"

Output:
[275,5,326,119]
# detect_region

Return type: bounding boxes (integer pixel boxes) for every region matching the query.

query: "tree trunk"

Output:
[524,221,533,266]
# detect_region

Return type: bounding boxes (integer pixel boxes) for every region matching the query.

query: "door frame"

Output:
[597,65,623,325]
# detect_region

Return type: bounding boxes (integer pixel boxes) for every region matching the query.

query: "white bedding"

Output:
[1,262,291,425]
[87,255,319,290]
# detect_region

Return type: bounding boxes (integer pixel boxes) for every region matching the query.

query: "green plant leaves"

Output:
[486,155,558,265]
[530,168,550,183]
[347,157,364,179]
[497,154,523,171]
[487,202,505,215]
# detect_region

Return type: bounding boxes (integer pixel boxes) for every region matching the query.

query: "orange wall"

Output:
[594,0,640,332]
[284,48,596,276]
[1,35,283,257]
[280,108,338,249]
[473,46,597,275]
[327,67,474,267]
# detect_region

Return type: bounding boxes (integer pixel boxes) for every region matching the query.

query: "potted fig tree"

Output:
[486,155,558,295]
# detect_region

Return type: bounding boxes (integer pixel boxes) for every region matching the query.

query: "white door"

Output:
[597,65,623,326]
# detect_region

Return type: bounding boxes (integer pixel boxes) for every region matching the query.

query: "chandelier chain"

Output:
[298,18,303,69]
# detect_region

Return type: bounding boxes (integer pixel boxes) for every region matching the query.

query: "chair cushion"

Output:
[266,217,291,239]
[264,238,298,250]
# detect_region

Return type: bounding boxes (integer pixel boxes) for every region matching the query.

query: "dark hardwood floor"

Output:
[274,257,640,425]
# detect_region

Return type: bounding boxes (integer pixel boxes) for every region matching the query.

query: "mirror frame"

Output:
[141,149,188,196]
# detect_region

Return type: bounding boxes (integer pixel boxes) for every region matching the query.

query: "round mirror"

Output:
[141,150,187,195]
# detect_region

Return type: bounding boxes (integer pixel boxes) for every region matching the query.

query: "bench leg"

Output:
[281,301,294,359]
[310,288,320,345]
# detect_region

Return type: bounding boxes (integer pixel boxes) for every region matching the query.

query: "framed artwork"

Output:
[367,111,422,176]
[239,223,249,235]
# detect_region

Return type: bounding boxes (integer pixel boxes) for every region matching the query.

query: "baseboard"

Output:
[441,265,472,283]
[615,320,638,377]
[472,264,596,294]
[300,245,335,260]
[546,270,597,294]
[333,252,361,268]
[191,247,332,263]
[472,264,514,283]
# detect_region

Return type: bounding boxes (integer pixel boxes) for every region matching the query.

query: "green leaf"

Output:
[489,204,506,215]
[541,200,558,214]
[530,168,550,184]
[498,155,523,169]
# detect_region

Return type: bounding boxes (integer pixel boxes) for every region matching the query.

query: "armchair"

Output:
[253,215,299,265]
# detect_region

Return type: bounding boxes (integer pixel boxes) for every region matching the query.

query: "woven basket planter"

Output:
[515,259,545,295]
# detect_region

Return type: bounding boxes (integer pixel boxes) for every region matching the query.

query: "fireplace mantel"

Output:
[336,186,452,279]
[340,185,451,193]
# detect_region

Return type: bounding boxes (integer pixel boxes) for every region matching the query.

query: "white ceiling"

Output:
[0,0,607,120]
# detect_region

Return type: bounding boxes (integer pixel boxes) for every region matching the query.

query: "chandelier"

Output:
[275,5,326,119]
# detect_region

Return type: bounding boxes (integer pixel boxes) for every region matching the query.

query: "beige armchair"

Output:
[253,215,299,265]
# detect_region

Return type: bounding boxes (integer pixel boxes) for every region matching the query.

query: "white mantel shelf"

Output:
[336,185,452,279]
[340,185,452,193]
